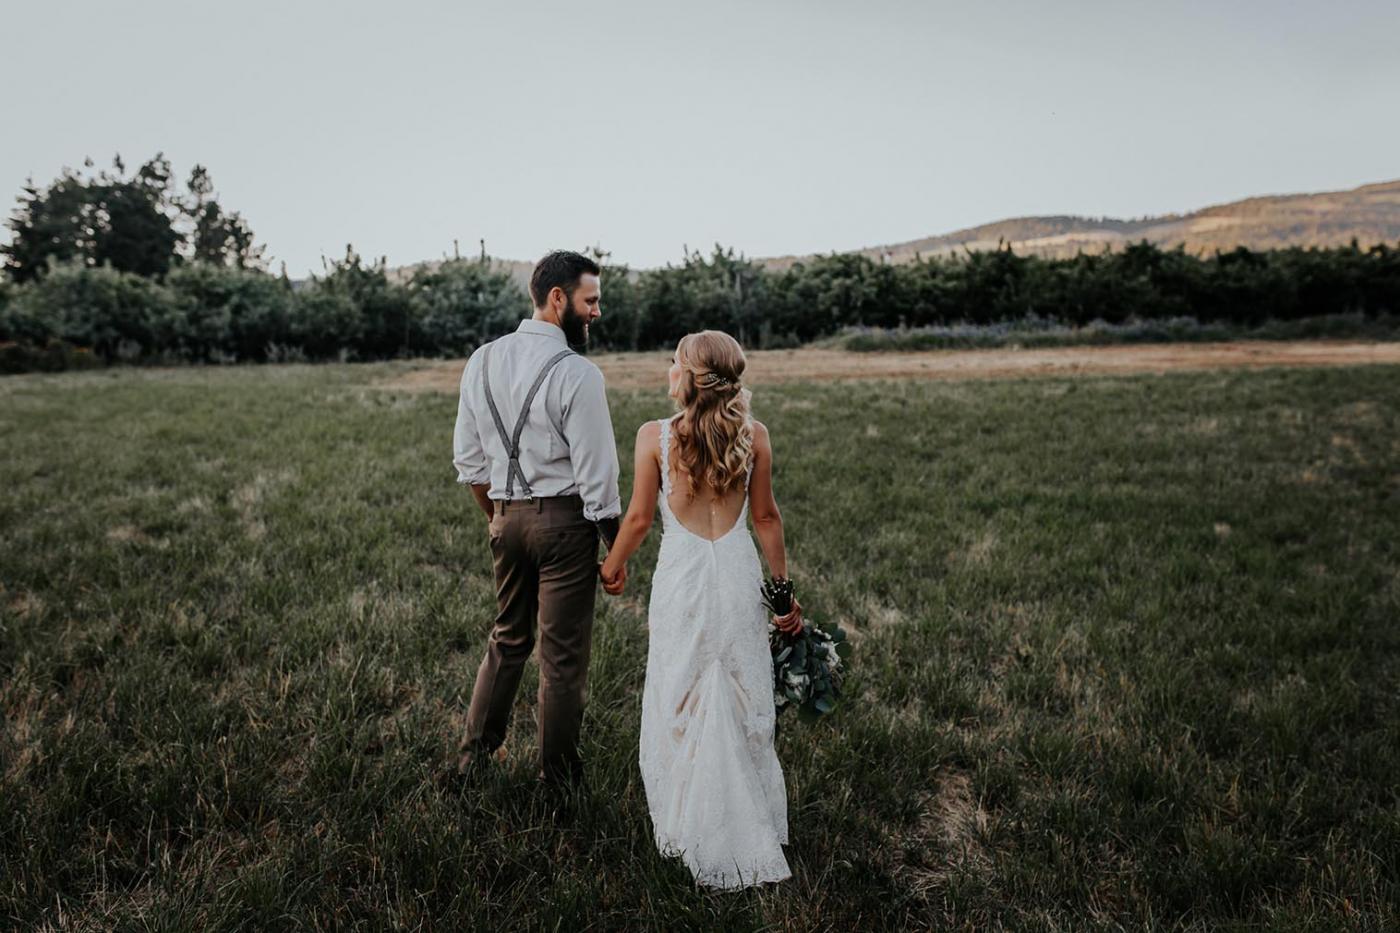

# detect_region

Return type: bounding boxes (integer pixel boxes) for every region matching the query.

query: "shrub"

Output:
[289,282,363,360]
[408,258,529,356]
[165,263,294,362]
[0,339,103,374]
[6,261,177,359]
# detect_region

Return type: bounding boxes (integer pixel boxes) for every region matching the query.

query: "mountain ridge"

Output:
[386,178,1400,283]
[784,178,1400,269]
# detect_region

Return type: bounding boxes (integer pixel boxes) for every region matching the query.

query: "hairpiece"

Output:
[697,371,737,390]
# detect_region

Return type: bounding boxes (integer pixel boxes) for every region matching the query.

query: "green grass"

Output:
[2,360,1398,929]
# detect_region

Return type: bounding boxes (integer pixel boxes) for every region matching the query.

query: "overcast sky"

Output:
[4,0,1398,276]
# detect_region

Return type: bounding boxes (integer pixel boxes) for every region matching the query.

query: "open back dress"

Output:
[638,413,791,889]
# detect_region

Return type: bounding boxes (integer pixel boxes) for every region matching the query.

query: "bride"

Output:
[599,330,800,889]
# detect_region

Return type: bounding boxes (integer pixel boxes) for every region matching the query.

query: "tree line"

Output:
[3,154,1400,371]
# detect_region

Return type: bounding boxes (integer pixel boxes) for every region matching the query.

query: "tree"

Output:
[181,165,266,270]
[88,155,183,279]
[2,154,265,283]
[2,161,111,283]
[316,245,411,357]
[409,255,528,355]
[583,244,641,351]
[2,155,183,282]
[635,245,767,349]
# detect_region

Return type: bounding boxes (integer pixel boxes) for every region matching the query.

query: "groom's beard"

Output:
[561,304,589,347]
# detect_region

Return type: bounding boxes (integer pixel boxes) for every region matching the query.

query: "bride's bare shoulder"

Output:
[750,419,771,448]
[636,419,662,447]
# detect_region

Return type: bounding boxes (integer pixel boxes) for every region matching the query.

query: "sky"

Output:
[3,0,1399,276]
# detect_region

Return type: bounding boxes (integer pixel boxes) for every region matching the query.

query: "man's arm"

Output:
[452,354,493,521]
[560,362,622,548]
[469,483,493,522]
[595,515,620,552]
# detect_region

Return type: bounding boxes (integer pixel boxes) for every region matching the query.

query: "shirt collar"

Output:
[516,318,568,346]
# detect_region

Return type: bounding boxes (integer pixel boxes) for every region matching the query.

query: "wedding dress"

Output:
[639,414,791,889]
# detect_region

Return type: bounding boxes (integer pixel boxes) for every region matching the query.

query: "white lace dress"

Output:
[639,415,792,889]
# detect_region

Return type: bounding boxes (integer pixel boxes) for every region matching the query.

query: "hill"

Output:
[771,179,1400,267]
[384,179,1400,280]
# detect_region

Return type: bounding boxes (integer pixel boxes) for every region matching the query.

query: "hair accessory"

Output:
[697,371,737,389]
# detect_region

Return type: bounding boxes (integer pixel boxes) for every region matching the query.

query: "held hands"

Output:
[599,558,627,596]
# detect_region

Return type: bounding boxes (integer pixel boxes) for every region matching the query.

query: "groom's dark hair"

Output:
[530,250,601,308]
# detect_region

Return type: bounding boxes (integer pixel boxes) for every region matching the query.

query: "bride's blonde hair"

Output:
[671,330,754,499]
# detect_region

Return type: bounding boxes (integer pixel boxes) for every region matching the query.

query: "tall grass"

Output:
[2,360,1398,928]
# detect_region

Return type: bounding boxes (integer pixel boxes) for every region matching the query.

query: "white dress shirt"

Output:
[453,318,622,522]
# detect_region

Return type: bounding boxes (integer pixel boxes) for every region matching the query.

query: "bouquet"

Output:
[762,576,852,723]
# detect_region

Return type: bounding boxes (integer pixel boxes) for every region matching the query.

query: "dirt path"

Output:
[376,339,1400,393]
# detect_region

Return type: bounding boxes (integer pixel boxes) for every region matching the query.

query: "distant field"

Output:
[2,359,1398,928]
[381,339,1400,392]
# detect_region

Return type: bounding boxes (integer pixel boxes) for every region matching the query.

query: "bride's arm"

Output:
[600,421,661,580]
[748,421,787,579]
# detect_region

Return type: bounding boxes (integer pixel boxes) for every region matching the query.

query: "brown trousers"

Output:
[460,494,599,783]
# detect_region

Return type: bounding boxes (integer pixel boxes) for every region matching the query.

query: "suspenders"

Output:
[480,341,575,499]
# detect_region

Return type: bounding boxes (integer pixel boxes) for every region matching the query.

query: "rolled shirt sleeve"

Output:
[560,361,622,521]
[452,353,490,486]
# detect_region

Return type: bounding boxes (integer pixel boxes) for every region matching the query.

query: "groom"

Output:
[449,250,624,789]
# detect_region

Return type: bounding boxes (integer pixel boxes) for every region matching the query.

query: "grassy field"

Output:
[2,358,1398,929]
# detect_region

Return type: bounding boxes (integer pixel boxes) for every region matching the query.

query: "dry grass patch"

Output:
[106,524,153,544]
[893,769,995,897]
[374,341,1400,394]
[231,468,296,541]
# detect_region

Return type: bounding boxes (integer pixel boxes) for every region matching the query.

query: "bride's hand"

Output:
[773,596,804,635]
[599,560,626,596]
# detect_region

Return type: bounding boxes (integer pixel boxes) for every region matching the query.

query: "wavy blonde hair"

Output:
[670,330,755,499]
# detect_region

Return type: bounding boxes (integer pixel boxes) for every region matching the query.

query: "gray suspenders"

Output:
[480,341,575,499]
